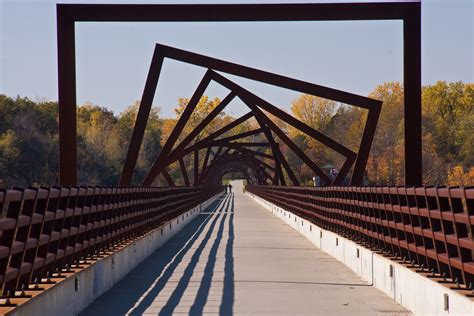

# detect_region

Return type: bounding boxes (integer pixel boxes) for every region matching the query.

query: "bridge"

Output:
[81,186,408,315]
[0,1,473,315]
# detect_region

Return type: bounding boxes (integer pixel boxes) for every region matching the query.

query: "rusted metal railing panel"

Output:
[0,185,222,301]
[247,185,474,292]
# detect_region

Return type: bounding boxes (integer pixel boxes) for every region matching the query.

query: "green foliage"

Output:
[283,81,473,186]
[0,81,472,188]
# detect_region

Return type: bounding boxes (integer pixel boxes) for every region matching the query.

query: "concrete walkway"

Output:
[81,187,409,315]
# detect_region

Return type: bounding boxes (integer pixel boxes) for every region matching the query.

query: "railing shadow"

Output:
[159,193,232,315]
[220,192,235,315]
[186,192,235,315]
[79,194,228,316]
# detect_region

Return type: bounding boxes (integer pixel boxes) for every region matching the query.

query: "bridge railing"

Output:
[246,185,474,290]
[0,185,222,298]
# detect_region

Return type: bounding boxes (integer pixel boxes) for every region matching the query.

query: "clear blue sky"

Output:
[1,0,472,118]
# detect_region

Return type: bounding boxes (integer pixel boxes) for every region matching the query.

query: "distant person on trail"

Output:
[228,183,233,193]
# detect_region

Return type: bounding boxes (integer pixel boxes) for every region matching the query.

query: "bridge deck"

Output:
[82,190,409,315]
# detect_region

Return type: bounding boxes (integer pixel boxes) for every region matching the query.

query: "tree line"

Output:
[0,80,472,188]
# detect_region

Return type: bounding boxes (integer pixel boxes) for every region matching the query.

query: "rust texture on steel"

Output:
[247,185,474,293]
[57,1,421,186]
[0,186,221,299]
[116,45,382,187]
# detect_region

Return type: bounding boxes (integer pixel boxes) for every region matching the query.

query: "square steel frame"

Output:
[57,2,421,186]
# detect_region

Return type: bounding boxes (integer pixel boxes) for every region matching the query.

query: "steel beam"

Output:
[143,71,212,186]
[119,47,165,186]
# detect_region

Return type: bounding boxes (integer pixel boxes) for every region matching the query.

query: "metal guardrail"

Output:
[0,185,222,302]
[246,185,474,292]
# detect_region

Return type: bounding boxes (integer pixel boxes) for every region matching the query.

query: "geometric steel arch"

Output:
[120,44,382,187]
[57,2,421,186]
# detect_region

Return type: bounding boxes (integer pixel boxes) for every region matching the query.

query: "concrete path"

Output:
[81,187,409,315]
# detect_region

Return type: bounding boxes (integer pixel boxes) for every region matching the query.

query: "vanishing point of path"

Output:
[81,188,409,315]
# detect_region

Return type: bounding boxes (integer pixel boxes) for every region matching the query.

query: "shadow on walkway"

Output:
[80,193,235,316]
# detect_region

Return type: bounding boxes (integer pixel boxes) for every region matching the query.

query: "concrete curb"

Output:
[247,192,474,316]
[7,193,223,316]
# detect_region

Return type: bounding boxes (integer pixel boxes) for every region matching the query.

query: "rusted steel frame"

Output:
[247,185,474,287]
[434,187,453,278]
[201,152,257,181]
[58,2,421,187]
[421,187,442,274]
[390,187,411,261]
[0,185,221,295]
[199,147,218,184]
[66,187,94,266]
[218,145,273,160]
[377,187,396,254]
[206,147,230,183]
[339,188,355,237]
[397,186,418,264]
[324,188,338,233]
[174,112,254,162]
[162,168,176,186]
[377,187,397,255]
[446,187,467,285]
[37,187,64,281]
[261,169,273,183]
[385,187,404,257]
[353,188,372,242]
[94,188,117,255]
[197,147,225,184]
[208,141,271,148]
[68,187,94,266]
[88,188,105,255]
[370,187,388,251]
[193,150,199,186]
[119,48,165,186]
[253,114,294,185]
[49,187,79,276]
[207,150,275,178]
[179,159,190,186]
[13,187,41,290]
[274,144,298,186]
[272,159,281,185]
[143,70,213,186]
[200,146,212,182]
[362,187,379,248]
[222,85,331,185]
[1,188,28,293]
[93,188,113,255]
[210,71,353,185]
[403,7,422,186]
[213,161,261,183]
[213,164,254,183]
[164,91,236,168]
[411,187,431,270]
[207,157,264,185]
[341,187,358,239]
[230,150,275,172]
[73,187,97,263]
[213,128,264,143]
[346,189,365,242]
[461,187,474,262]
[25,187,54,284]
[79,187,104,262]
[350,105,381,185]
[209,147,224,167]
[209,144,275,168]
[248,112,285,185]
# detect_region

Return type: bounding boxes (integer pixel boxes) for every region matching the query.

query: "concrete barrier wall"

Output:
[8,193,223,316]
[247,192,474,316]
